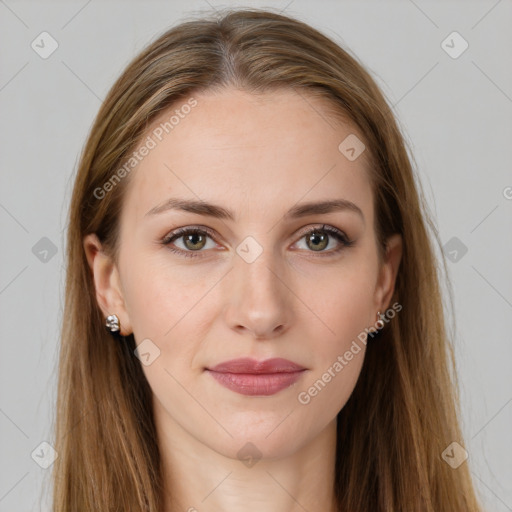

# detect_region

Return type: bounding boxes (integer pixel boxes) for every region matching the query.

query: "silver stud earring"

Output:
[376,311,385,330]
[106,314,120,333]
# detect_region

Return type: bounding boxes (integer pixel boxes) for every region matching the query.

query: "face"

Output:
[85,87,402,461]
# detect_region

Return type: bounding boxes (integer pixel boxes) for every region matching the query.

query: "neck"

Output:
[156,410,339,512]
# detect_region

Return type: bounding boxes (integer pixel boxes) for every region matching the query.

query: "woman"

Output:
[52,7,483,511]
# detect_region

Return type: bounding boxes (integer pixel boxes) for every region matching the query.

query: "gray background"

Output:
[1,1,511,510]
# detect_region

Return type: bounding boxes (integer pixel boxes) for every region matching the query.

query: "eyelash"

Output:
[161,224,354,259]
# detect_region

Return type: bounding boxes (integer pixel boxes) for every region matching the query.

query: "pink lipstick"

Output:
[205,357,306,396]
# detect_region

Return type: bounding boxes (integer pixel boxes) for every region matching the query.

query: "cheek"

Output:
[121,257,229,390]
[292,261,376,413]
[298,258,377,346]
[121,250,210,339]
[295,347,365,434]
[294,275,373,413]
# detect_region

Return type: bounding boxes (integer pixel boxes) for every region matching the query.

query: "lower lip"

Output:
[206,370,305,396]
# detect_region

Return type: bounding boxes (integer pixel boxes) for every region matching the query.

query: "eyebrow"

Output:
[145,197,364,222]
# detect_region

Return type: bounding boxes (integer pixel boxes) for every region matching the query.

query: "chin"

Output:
[203,410,315,461]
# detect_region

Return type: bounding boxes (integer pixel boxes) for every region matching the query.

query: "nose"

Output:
[223,249,292,340]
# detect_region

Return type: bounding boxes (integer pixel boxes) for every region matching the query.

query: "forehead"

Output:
[121,87,373,225]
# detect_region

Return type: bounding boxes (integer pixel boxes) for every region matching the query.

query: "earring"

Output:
[376,311,385,330]
[106,314,120,333]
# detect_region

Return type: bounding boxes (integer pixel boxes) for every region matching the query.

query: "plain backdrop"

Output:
[1,1,511,510]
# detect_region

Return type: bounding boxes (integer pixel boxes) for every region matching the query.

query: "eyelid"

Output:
[294,223,348,241]
[161,225,217,243]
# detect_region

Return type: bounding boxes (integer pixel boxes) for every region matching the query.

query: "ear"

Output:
[373,233,403,313]
[83,233,133,336]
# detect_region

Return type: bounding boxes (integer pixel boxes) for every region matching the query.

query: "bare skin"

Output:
[84,87,402,512]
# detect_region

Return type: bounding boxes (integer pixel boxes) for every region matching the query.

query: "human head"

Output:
[53,8,481,512]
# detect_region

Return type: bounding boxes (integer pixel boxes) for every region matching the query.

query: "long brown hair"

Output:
[51,7,483,511]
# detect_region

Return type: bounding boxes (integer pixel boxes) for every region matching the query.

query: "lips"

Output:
[205,358,307,396]
[208,357,306,374]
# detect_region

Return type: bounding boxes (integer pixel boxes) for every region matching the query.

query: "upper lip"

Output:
[207,358,306,374]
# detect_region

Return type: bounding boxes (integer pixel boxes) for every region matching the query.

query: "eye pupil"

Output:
[307,230,328,251]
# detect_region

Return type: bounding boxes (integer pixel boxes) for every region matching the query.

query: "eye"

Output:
[161,226,219,259]
[293,224,354,256]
